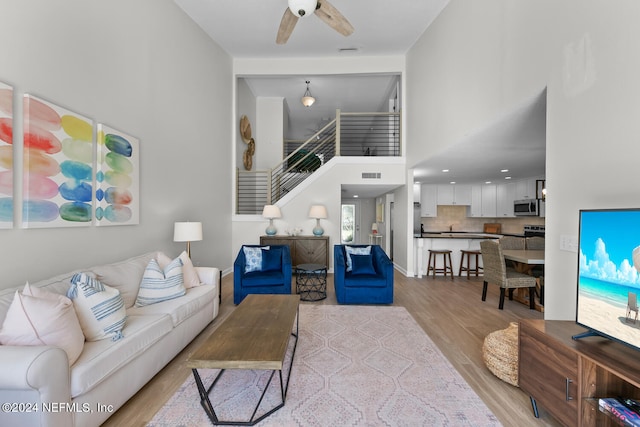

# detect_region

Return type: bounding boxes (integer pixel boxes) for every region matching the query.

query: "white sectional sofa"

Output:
[0,252,220,427]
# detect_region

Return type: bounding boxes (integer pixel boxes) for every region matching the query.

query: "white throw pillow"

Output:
[243,246,269,273]
[135,257,185,307]
[345,245,372,272]
[0,283,85,365]
[67,273,127,342]
[157,251,201,288]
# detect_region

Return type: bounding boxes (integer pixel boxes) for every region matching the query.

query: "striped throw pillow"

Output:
[67,273,127,342]
[135,257,185,307]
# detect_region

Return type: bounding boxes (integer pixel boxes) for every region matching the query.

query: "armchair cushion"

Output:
[262,247,282,272]
[345,245,371,271]
[350,254,376,275]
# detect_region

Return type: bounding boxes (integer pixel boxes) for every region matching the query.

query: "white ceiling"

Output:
[175,0,546,199]
[174,0,449,58]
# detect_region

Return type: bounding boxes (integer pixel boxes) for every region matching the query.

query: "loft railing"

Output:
[236,110,401,214]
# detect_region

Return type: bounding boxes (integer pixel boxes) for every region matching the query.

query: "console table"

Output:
[260,235,329,267]
[519,319,640,426]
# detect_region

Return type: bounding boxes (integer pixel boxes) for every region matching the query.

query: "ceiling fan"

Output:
[276,0,354,45]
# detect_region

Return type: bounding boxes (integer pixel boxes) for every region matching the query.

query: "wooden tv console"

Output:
[519,319,640,426]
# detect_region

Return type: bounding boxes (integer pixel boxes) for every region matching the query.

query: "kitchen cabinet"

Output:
[260,235,329,267]
[516,178,537,200]
[437,184,472,205]
[519,319,640,427]
[496,182,516,217]
[481,185,497,217]
[469,184,497,217]
[420,184,437,217]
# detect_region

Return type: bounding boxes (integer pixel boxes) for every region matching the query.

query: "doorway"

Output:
[341,203,357,244]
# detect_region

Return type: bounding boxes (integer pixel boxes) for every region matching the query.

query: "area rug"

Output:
[148,305,501,426]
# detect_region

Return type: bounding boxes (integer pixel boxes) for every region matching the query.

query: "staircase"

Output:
[236,110,401,214]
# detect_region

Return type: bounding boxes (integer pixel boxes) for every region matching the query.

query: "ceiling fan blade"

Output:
[276,7,299,44]
[315,0,354,37]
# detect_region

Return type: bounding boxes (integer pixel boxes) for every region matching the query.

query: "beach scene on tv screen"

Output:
[577,210,640,349]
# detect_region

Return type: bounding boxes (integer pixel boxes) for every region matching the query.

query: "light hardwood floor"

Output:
[103,271,562,427]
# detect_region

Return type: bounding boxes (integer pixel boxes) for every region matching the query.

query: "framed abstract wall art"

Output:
[23,94,94,228]
[0,81,13,228]
[96,124,139,226]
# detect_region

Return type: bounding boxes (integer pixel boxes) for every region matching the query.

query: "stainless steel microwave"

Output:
[514,199,539,216]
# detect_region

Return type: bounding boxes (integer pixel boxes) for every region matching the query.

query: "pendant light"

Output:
[301,80,315,107]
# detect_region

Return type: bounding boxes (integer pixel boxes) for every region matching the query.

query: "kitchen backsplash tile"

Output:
[421,205,544,234]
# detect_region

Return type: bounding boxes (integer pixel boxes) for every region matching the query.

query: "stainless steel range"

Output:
[524,224,545,237]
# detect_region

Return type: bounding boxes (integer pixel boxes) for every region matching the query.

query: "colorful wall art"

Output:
[96,124,139,226]
[23,94,94,228]
[0,82,13,228]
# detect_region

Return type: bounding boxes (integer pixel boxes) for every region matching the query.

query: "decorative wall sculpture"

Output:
[23,94,94,228]
[96,124,139,226]
[0,81,13,228]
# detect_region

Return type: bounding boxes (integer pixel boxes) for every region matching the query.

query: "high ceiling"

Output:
[175,0,546,199]
[174,0,449,58]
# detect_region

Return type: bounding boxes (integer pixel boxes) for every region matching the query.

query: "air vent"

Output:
[362,172,381,179]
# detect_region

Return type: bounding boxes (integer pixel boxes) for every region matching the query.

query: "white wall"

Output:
[255,97,284,169]
[0,0,233,289]
[407,0,640,320]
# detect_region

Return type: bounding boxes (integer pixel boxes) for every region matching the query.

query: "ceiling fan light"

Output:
[301,80,315,107]
[288,0,317,18]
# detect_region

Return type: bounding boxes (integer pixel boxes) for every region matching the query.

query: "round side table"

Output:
[295,263,327,301]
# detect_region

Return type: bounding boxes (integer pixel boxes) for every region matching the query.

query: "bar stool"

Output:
[427,249,454,279]
[459,249,483,279]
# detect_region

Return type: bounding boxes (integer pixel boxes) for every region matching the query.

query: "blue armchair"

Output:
[233,245,292,305]
[334,244,394,304]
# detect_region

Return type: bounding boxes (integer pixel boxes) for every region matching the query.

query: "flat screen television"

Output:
[575,208,640,350]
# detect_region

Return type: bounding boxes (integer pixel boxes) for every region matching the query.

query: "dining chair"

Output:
[480,240,537,310]
[525,236,545,250]
[627,292,639,324]
[498,236,525,250]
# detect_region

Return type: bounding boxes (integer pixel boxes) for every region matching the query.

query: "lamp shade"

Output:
[173,222,203,242]
[262,205,282,219]
[309,205,327,219]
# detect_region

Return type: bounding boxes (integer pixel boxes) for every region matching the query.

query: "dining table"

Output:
[502,249,545,311]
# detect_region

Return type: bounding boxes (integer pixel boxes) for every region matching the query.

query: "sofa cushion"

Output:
[261,247,282,272]
[91,252,156,308]
[128,284,215,327]
[70,313,172,398]
[135,258,185,307]
[345,245,371,272]
[68,273,127,342]
[350,254,376,275]
[242,270,285,287]
[157,251,201,288]
[0,283,85,366]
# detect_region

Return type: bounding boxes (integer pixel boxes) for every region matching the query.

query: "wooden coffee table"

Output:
[187,294,300,426]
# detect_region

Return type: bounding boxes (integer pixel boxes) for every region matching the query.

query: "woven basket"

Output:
[482,322,519,387]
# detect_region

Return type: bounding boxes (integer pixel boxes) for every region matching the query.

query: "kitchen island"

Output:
[414,232,502,278]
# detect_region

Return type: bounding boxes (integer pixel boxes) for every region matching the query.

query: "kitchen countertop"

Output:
[417,232,502,239]
[414,232,521,239]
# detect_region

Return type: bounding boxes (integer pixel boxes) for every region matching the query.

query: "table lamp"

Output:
[262,205,281,235]
[174,221,203,258]
[309,205,328,236]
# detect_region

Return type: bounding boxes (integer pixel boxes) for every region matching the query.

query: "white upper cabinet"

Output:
[515,178,537,200]
[436,184,472,205]
[420,184,437,217]
[469,184,497,217]
[496,182,516,217]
